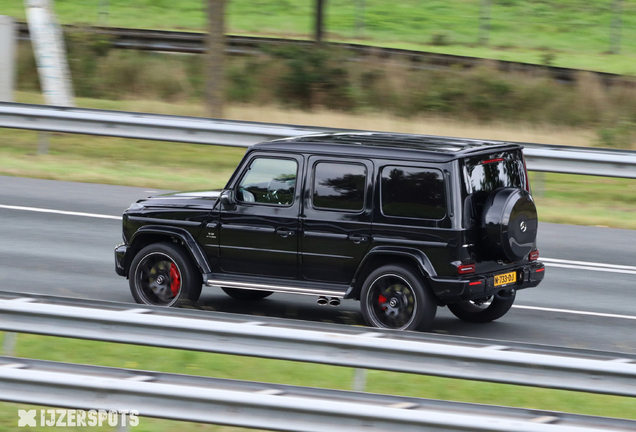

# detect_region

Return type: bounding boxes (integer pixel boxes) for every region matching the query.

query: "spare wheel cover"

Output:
[482,188,538,262]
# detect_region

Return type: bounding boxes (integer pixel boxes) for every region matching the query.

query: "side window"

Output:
[381,166,446,220]
[312,162,366,212]
[236,157,297,206]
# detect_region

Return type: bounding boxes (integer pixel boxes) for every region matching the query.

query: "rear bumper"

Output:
[430,261,545,303]
[114,243,128,277]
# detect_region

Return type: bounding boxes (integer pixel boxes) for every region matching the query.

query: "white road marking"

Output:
[0,203,634,277]
[541,257,636,275]
[0,204,120,220]
[541,257,636,270]
[513,305,636,321]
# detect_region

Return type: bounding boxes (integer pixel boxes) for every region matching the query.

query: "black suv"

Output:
[115,132,544,330]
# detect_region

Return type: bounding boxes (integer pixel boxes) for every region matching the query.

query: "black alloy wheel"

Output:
[360,264,436,331]
[129,242,202,307]
[447,290,516,323]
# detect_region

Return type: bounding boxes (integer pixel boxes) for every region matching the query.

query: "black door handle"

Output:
[276,228,295,238]
[350,234,369,244]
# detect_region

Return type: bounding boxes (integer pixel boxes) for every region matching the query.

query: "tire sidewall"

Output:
[447,291,516,323]
[129,242,201,307]
[360,264,436,331]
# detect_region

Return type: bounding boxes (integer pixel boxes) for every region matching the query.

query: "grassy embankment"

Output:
[4,0,636,74]
[0,331,635,432]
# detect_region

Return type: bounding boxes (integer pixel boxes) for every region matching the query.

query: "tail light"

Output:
[529,249,539,262]
[457,263,475,275]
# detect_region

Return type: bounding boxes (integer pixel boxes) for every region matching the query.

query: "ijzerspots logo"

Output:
[18,409,139,428]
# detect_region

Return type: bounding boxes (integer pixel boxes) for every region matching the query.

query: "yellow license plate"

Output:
[494,271,517,287]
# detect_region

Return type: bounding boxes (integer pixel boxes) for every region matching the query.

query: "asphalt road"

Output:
[1,175,634,354]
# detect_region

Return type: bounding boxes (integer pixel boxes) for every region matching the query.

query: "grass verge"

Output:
[0,331,634,432]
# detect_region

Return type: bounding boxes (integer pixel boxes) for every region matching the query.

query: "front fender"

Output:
[127,225,212,275]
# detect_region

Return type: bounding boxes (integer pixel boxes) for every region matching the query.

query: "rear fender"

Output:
[346,246,436,299]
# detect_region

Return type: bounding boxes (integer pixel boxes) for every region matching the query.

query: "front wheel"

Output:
[360,264,436,331]
[447,291,516,323]
[129,242,202,307]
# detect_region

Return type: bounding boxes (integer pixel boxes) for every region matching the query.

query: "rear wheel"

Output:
[222,287,273,301]
[129,243,202,307]
[360,264,436,331]
[447,291,516,323]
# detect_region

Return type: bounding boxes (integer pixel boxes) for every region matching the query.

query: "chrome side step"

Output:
[204,278,347,298]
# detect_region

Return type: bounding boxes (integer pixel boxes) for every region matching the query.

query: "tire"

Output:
[481,188,538,262]
[222,287,273,301]
[447,291,516,323]
[360,264,436,331]
[129,242,202,307]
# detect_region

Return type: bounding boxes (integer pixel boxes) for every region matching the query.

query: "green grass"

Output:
[4,0,636,74]
[0,331,634,432]
[530,172,636,229]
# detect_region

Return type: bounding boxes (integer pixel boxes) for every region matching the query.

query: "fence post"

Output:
[98,0,109,26]
[355,0,365,38]
[610,0,623,54]
[479,0,491,45]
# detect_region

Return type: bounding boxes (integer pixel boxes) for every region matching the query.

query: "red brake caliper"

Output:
[378,294,387,310]
[169,263,181,297]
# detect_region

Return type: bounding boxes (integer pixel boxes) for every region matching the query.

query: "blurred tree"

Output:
[207,0,225,118]
[316,0,326,42]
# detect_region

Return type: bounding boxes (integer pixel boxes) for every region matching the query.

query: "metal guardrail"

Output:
[1,292,636,398]
[0,356,632,432]
[2,101,636,178]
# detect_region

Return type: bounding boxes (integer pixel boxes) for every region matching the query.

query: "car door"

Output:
[300,156,373,284]
[218,153,302,279]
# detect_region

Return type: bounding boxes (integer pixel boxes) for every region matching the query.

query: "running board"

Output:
[204,277,347,298]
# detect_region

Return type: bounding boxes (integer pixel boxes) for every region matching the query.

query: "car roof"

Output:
[253,132,522,162]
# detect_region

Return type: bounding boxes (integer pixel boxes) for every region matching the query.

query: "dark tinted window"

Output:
[463,150,526,195]
[381,166,446,219]
[236,158,297,206]
[313,162,366,211]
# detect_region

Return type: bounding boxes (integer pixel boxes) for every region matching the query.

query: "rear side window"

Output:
[312,162,366,212]
[381,166,446,220]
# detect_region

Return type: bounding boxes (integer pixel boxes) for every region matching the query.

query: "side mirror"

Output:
[220,190,235,209]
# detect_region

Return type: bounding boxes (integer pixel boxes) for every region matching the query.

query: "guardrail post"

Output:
[117,414,130,432]
[2,332,17,356]
[533,171,545,197]
[352,368,367,392]
[38,131,50,155]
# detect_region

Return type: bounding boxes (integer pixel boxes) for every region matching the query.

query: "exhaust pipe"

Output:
[329,297,341,307]
[316,296,329,306]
